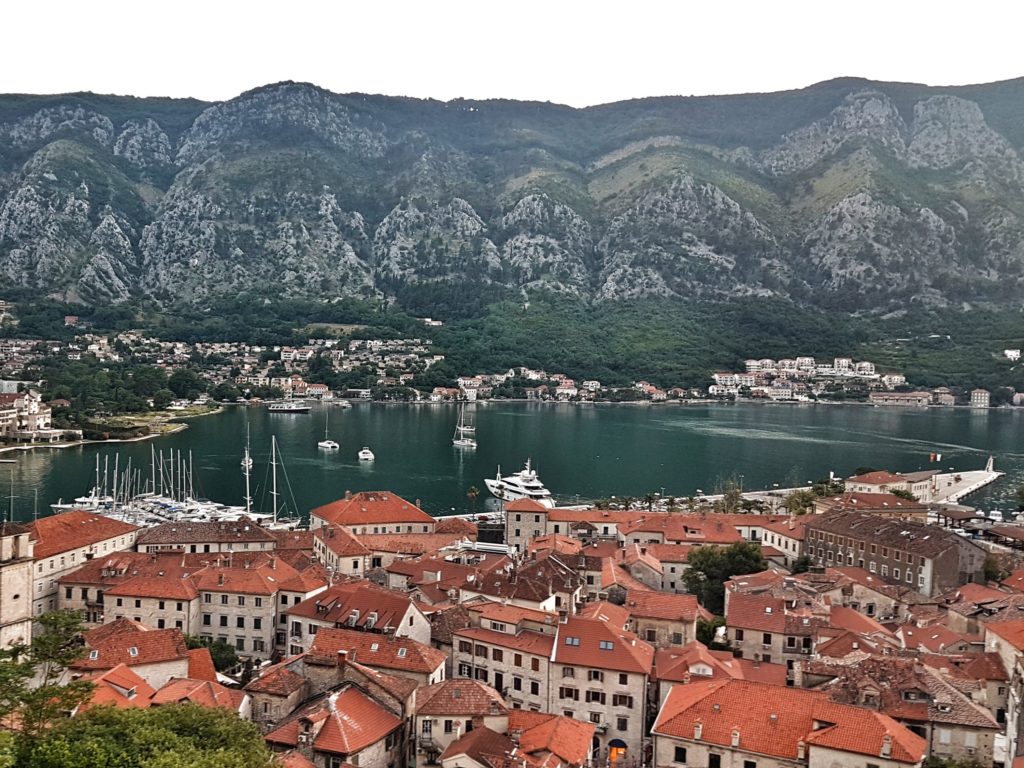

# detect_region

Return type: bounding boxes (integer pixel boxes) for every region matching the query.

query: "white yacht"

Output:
[358,447,375,462]
[485,459,555,507]
[318,409,339,450]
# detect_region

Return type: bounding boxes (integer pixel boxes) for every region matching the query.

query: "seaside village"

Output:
[4,464,1024,768]
[3,326,1024,409]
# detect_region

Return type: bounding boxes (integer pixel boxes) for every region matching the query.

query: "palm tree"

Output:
[466,485,479,515]
[643,493,656,512]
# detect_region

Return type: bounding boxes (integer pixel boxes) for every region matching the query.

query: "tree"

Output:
[153,389,175,409]
[889,488,917,501]
[23,704,272,768]
[696,616,726,647]
[984,554,1012,583]
[791,554,813,574]
[682,542,767,615]
[0,611,93,758]
[466,486,479,514]
[1017,483,1024,512]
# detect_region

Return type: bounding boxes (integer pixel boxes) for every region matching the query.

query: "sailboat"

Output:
[452,404,477,449]
[318,409,339,450]
[241,423,254,470]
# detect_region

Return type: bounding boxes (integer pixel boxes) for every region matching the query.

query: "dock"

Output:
[930,457,1003,504]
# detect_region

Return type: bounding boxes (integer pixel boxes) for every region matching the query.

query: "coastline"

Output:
[0,406,222,456]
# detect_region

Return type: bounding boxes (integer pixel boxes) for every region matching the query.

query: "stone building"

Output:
[0,522,33,647]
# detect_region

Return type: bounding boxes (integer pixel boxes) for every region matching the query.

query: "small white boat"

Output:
[452,404,477,449]
[358,447,375,462]
[318,409,339,450]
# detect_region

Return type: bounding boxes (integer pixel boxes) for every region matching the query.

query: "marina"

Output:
[1,402,1022,522]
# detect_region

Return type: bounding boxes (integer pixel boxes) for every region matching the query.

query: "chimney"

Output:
[345,490,352,500]
[269,557,276,570]
[731,728,740,748]
[880,734,892,759]
[336,649,348,667]
[682,671,691,685]
[694,721,702,740]
[797,740,806,760]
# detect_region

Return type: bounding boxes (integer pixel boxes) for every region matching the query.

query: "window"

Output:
[157,619,165,629]
[674,746,687,764]
[128,647,139,657]
[937,729,951,745]
[563,667,575,678]
[116,598,123,607]
[458,663,472,677]
[64,587,72,600]
[475,645,487,658]
[559,687,579,700]
[159,601,165,610]
[459,640,472,653]
[281,595,288,605]
[203,614,211,626]
[237,617,245,628]
[762,633,771,645]
[586,690,606,704]
[619,673,628,685]
[492,648,503,662]
[564,636,580,646]
[220,595,228,605]
[204,594,212,603]
[613,694,633,708]
[176,602,183,611]
[514,653,522,667]
[709,754,721,768]
[530,681,539,695]
[531,658,540,672]
[743,762,756,768]
[444,720,454,734]
[735,629,744,641]
[220,616,228,627]
[617,717,628,731]
[235,638,245,650]
[254,618,262,630]
[134,599,141,608]
[599,640,614,650]
[588,670,604,682]
[893,569,900,580]
[672,632,683,645]
[513,677,522,691]
[238,596,245,606]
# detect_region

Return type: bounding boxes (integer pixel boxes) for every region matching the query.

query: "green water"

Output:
[2,402,1022,520]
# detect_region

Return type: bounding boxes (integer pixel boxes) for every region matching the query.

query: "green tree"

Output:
[23,704,271,768]
[1017,484,1024,512]
[168,369,204,399]
[466,486,479,515]
[696,615,725,646]
[0,611,93,758]
[682,542,767,615]
[889,488,917,501]
[791,554,813,574]
[153,389,176,409]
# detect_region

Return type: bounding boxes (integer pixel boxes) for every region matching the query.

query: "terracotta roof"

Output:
[726,592,827,635]
[828,606,895,638]
[151,677,246,710]
[806,511,968,558]
[136,517,276,545]
[187,648,218,682]
[509,710,596,766]
[429,604,473,645]
[527,533,582,556]
[276,562,329,593]
[270,529,316,550]
[439,725,516,765]
[104,575,199,600]
[646,543,695,563]
[455,626,555,657]
[311,491,434,527]
[245,657,308,696]
[466,599,559,627]
[654,679,925,764]
[414,679,508,716]
[654,641,788,686]
[959,652,1009,681]
[552,611,653,674]
[1003,568,1024,593]
[896,623,976,653]
[313,525,370,557]
[624,590,707,622]
[504,499,551,513]
[192,558,299,595]
[279,750,317,768]
[986,619,1024,650]
[266,686,402,755]
[288,580,419,629]
[80,663,156,710]
[820,492,928,514]
[357,532,463,555]
[434,516,478,538]
[58,552,187,586]
[76,623,189,671]
[308,627,446,676]
[29,510,139,559]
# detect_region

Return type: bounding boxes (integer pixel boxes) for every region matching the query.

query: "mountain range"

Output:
[2,77,1024,313]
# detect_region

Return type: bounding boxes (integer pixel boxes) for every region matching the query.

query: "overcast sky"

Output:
[4,1,1022,106]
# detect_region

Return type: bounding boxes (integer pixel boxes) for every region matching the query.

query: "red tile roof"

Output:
[314,525,370,557]
[187,648,218,682]
[455,626,555,657]
[414,679,508,716]
[508,710,596,766]
[553,611,653,674]
[434,516,478,538]
[307,627,446,676]
[357,532,463,555]
[29,510,139,559]
[245,656,309,696]
[848,471,907,485]
[151,677,246,710]
[104,575,199,600]
[986,619,1024,650]
[624,590,708,622]
[288,580,419,629]
[266,686,401,755]
[654,679,925,764]
[80,663,155,710]
[136,517,277,546]
[311,491,434,527]
[439,725,516,765]
[654,641,788,686]
[76,622,189,671]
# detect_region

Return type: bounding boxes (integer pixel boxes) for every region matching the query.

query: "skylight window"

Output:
[397,648,407,658]
[128,647,138,657]
[565,636,580,646]
[599,641,614,650]
[370,643,379,652]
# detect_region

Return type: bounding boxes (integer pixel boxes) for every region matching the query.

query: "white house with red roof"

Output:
[309,490,435,534]
[653,679,926,768]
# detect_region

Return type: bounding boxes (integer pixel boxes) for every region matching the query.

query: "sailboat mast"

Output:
[243,424,252,516]
[271,436,279,524]
[151,445,156,494]
[189,450,194,499]
[112,454,119,511]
